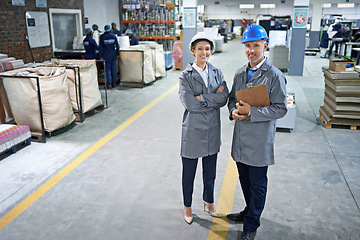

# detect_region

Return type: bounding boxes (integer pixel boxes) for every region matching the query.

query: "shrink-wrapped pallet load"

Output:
[0,67,75,133]
[0,124,31,154]
[269,45,289,72]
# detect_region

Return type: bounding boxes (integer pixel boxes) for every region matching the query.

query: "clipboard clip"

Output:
[246,83,254,89]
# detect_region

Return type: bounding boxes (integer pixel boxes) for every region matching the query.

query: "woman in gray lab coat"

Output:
[178,32,229,224]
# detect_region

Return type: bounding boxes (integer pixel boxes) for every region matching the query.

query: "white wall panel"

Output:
[84,0,120,31]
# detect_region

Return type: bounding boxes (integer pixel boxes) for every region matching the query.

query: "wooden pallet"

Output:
[119,82,144,88]
[319,114,359,130]
[31,131,46,142]
[84,104,105,116]
[0,137,31,158]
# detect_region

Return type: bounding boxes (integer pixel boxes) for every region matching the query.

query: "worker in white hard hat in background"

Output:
[83,28,99,60]
[99,24,120,89]
[178,32,229,225]
[125,29,138,46]
[92,24,101,45]
[227,24,287,240]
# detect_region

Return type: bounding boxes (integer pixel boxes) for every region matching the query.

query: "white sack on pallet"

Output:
[1,67,75,133]
[58,60,103,113]
[129,44,166,78]
[119,49,155,84]
[43,60,103,113]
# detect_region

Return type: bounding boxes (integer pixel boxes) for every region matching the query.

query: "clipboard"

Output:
[235,84,270,106]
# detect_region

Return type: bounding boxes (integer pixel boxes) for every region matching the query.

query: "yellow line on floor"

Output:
[207,157,238,240]
[0,83,179,232]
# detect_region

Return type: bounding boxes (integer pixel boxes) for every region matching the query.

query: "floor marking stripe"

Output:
[207,157,238,240]
[0,83,179,232]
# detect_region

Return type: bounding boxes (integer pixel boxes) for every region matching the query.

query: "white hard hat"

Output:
[189,32,215,54]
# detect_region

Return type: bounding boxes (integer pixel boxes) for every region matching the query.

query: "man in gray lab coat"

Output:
[226,25,287,240]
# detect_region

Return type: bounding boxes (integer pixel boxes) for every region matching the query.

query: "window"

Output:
[49,8,83,51]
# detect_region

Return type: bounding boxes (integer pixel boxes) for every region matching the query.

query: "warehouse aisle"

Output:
[0,38,360,240]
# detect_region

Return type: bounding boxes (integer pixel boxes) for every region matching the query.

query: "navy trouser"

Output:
[182,154,217,207]
[236,162,268,232]
[105,61,117,86]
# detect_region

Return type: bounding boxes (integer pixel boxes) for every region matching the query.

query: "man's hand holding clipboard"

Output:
[232,84,270,121]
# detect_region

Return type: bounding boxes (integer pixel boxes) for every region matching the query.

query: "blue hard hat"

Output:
[111,21,117,25]
[125,29,133,34]
[242,24,269,43]
[104,24,111,32]
[85,28,92,35]
[92,24,99,29]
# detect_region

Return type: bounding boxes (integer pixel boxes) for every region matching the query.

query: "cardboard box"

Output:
[174,59,182,70]
[329,59,355,72]
[180,30,183,42]
[177,41,183,51]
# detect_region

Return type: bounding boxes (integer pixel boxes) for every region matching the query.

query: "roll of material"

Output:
[0,57,15,63]
[9,60,25,70]
[0,53,8,59]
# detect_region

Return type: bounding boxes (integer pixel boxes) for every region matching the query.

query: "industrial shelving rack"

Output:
[120,0,175,51]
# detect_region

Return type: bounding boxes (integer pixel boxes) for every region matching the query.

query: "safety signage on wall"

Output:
[183,8,196,28]
[293,7,308,28]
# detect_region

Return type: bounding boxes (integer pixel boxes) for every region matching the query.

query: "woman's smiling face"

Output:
[191,40,211,67]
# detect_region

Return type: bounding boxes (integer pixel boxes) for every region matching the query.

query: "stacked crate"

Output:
[319,67,360,130]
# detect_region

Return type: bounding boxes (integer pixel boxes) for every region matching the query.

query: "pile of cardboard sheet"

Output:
[320,67,360,126]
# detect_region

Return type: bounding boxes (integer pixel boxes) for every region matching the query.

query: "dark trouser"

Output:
[182,154,217,207]
[236,162,268,232]
[105,61,117,86]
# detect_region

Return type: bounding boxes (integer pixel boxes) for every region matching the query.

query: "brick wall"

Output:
[0,0,84,63]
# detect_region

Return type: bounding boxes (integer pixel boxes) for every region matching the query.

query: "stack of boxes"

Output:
[319,59,360,129]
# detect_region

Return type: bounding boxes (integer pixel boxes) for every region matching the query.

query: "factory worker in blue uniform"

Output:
[99,24,120,88]
[83,28,99,60]
[125,29,138,46]
[111,21,122,36]
[178,32,229,225]
[226,25,287,240]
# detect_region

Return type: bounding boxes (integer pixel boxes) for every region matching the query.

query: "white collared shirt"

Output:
[192,62,209,87]
[249,56,267,70]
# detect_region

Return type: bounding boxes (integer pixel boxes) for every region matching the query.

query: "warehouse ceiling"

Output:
[197,0,360,5]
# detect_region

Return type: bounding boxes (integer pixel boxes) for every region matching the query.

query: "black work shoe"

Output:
[227,210,246,222]
[240,230,256,240]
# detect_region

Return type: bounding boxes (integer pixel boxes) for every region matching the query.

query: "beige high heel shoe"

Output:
[203,201,221,218]
[184,207,193,224]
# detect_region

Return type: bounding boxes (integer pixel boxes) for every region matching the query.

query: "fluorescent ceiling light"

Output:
[322,3,331,8]
[260,4,275,8]
[239,4,254,9]
[337,3,354,8]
